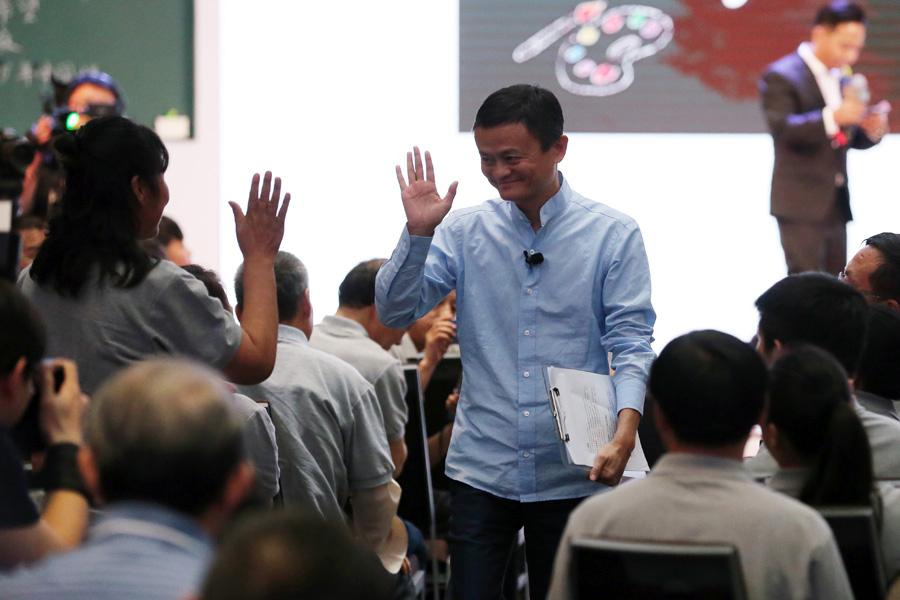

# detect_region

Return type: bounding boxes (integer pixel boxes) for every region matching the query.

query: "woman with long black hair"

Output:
[18,116,290,393]
[764,344,900,584]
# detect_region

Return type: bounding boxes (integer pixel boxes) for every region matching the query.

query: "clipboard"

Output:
[544,366,649,473]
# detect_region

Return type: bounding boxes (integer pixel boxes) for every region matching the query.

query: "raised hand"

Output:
[395,147,458,237]
[229,171,291,261]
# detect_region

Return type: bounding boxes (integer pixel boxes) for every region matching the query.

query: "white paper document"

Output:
[545,366,649,473]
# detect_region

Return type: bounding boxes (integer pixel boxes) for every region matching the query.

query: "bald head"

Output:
[84,359,245,515]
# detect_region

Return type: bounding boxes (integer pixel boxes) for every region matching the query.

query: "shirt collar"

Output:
[768,468,807,498]
[320,315,370,339]
[651,452,751,481]
[91,501,211,553]
[798,42,834,79]
[510,172,571,229]
[278,323,309,345]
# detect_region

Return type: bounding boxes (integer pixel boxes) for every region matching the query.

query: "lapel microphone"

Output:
[524,249,544,266]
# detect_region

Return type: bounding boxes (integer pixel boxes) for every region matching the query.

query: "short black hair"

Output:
[201,510,393,600]
[0,280,46,377]
[338,259,385,309]
[756,273,868,376]
[649,330,766,447]
[473,84,564,151]
[864,232,900,305]
[156,215,184,245]
[814,1,866,27]
[183,264,232,314]
[856,305,900,400]
[234,252,308,321]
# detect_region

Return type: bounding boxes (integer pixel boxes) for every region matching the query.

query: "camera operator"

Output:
[19,70,124,217]
[0,280,89,569]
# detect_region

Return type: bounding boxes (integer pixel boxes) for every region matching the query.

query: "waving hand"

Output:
[395,147,458,237]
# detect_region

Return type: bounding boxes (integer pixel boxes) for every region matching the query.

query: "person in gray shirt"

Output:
[762,345,900,585]
[548,331,851,600]
[17,117,290,394]
[748,273,900,480]
[310,259,409,476]
[235,253,404,565]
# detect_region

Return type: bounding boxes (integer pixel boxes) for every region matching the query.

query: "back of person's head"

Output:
[864,232,900,306]
[184,264,232,314]
[84,358,244,515]
[156,216,183,245]
[235,252,307,321]
[30,116,168,296]
[856,305,900,400]
[814,1,865,27]
[338,259,384,309]
[201,510,393,600]
[768,345,872,505]
[474,84,564,151]
[756,273,868,376]
[649,330,766,447]
[0,280,45,379]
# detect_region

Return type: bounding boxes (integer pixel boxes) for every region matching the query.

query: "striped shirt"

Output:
[0,502,212,600]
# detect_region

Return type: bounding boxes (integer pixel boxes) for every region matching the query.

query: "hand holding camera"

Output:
[38,359,87,446]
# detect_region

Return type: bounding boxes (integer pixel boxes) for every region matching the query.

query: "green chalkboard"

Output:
[0,0,193,137]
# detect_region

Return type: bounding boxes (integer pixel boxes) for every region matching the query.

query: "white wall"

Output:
[214,1,900,350]
[162,0,221,271]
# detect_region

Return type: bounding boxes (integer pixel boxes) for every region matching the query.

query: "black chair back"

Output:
[818,506,887,600]
[571,538,748,600]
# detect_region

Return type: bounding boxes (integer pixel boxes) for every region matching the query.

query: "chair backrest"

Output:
[818,506,887,599]
[571,538,748,600]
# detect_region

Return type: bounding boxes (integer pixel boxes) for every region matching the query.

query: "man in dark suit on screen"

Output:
[760,1,889,275]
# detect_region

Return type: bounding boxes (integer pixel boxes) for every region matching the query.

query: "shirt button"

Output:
[523,451,530,458]
[523,370,530,378]
[523,329,531,336]
[526,288,534,295]
[523,410,530,417]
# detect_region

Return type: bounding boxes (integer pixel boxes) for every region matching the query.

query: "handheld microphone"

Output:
[523,249,544,266]
[842,73,870,105]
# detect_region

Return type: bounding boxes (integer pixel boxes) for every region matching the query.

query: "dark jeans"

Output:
[448,480,586,600]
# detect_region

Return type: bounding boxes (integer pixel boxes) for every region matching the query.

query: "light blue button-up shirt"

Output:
[0,502,212,600]
[376,175,656,502]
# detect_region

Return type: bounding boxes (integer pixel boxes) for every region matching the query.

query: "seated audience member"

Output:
[235,253,405,569]
[156,216,192,266]
[17,116,290,394]
[0,358,254,599]
[0,281,88,568]
[764,345,900,583]
[748,272,900,480]
[201,510,393,600]
[13,215,46,271]
[841,233,900,310]
[548,330,852,600]
[310,259,409,476]
[182,263,281,504]
[391,291,457,390]
[855,305,900,420]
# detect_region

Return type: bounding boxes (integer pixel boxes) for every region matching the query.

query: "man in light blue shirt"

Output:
[0,358,255,600]
[376,84,655,599]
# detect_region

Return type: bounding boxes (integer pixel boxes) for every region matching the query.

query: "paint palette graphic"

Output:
[513,1,673,97]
